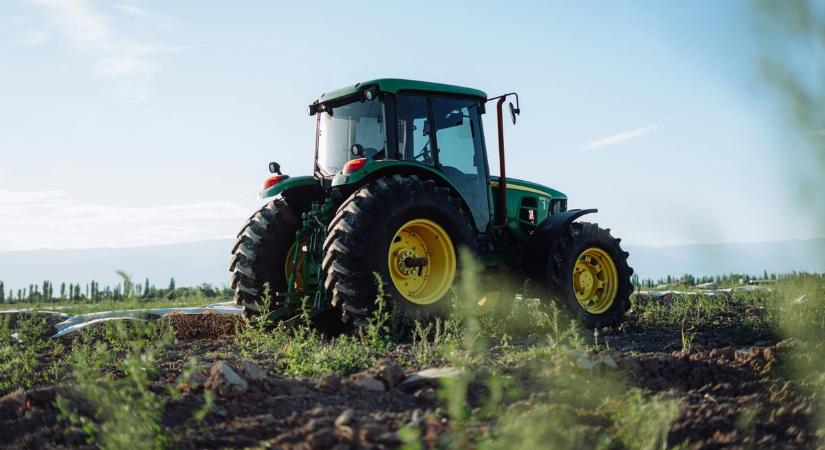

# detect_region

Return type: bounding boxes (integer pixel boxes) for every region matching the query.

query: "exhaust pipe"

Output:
[488,93,520,229]
[495,96,508,228]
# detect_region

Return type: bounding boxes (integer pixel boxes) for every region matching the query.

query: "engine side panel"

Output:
[490,176,568,242]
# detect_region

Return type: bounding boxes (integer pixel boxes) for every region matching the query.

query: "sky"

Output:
[0,0,822,252]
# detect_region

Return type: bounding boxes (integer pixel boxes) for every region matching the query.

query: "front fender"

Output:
[534,209,598,244]
[524,208,598,270]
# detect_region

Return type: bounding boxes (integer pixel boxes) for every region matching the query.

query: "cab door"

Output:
[431,96,492,232]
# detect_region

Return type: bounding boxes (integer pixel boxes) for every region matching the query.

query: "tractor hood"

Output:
[490,176,567,200]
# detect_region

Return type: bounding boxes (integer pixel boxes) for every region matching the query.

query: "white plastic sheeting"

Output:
[0,302,242,338]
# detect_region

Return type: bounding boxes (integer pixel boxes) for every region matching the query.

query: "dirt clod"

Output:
[353,376,386,392]
[241,361,268,381]
[335,408,354,427]
[204,361,248,396]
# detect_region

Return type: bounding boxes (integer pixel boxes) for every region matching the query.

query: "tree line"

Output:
[632,271,823,289]
[0,277,231,304]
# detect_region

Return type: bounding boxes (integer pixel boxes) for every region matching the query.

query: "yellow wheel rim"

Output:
[573,247,618,314]
[387,219,456,305]
[285,242,305,291]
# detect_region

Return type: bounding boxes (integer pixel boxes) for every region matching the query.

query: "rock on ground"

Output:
[204,361,248,396]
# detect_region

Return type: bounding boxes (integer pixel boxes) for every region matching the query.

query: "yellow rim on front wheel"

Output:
[388,219,456,305]
[573,247,618,314]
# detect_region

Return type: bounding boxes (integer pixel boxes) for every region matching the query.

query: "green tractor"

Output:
[230,79,633,329]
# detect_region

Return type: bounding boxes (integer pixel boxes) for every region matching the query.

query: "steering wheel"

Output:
[412,142,433,164]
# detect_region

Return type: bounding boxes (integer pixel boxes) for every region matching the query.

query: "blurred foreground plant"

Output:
[432,250,679,450]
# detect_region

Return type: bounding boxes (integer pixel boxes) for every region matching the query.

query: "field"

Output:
[1,274,824,450]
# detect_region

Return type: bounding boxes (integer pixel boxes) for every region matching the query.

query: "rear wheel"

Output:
[322,175,475,325]
[540,222,633,328]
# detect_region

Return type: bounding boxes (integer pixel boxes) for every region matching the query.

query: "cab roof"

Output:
[317,78,487,104]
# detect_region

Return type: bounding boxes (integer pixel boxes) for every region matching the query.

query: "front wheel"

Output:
[229,199,300,318]
[541,222,633,329]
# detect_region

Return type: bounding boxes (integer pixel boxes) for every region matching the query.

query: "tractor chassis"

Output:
[267,198,336,322]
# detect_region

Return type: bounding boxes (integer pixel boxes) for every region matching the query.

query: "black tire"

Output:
[540,222,633,329]
[229,199,299,318]
[322,175,475,325]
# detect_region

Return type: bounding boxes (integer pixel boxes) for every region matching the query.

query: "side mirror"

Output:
[509,102,521,125]
[268,162,281,174]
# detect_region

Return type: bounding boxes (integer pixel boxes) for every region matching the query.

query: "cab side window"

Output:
[432,98,483,175]
[395,94,434,166]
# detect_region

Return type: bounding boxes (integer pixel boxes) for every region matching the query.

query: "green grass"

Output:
[236,283,393,377]
[55,321,175,449]
[0,312,62,393]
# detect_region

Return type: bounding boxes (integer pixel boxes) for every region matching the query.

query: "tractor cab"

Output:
[310,79,493,231]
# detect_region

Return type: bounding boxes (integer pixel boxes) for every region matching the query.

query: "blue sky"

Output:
[0,0,821,251]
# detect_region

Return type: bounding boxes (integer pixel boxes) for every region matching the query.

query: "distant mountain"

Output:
[626,238,825,279]
[0,238,822,290]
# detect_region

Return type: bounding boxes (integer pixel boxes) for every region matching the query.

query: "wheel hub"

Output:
[388,219,456,305]
[572,247,619,314]
[396,249,419,275]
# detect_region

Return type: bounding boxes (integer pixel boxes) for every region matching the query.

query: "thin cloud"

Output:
[0,190,247,251]
[18,28,52,44]
[581,125,659,151]
[28,0,186,100]
[33,0,112,49]
[111,2,147,18]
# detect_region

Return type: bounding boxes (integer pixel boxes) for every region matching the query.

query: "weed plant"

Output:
[236,281,393,377]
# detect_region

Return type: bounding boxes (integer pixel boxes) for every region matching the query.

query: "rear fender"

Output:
[260,175,325,213]
[333,160,480,232]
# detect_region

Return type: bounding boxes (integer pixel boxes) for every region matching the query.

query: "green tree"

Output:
[116,271,133,300]
[167,278,176,300]
[0,281,4,304]
[42,280,52,302]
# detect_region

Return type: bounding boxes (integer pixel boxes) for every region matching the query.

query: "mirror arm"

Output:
[487,92,519,110]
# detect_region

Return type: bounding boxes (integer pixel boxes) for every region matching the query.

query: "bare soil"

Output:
[0,311,820,450]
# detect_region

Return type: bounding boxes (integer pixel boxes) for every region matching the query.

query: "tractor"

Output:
[230,79,633,329]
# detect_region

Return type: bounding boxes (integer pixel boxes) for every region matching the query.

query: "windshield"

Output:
[316,98,385,174]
